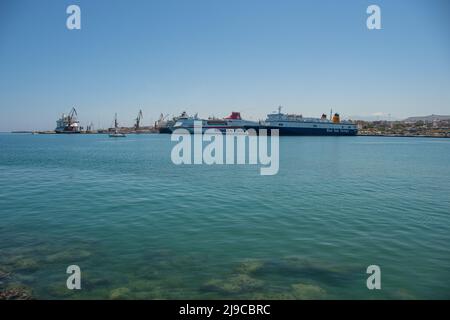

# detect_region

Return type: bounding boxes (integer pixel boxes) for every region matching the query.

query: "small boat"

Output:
[109,133,126,138]
[109,113,126,138]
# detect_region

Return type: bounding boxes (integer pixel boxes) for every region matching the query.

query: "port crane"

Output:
[158,113,169,121]
[134,109,143,130]
[155,113,169,127]
[86,122,94,132]
[67,107,78,125]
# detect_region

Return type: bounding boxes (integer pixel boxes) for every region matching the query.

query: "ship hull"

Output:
[158,127,173,134]
[173,126,357,136]
[246,126,358,136]
[55,130,81,134]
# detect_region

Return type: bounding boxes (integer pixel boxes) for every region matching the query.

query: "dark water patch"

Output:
[253,256,362,287]
[199,256,362,299]
[0,268,12,281]
[1,255,41,274]
[81,273,113,290]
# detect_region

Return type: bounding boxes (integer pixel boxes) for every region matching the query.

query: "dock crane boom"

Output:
[135,109,143,130]
[68,107,78,125]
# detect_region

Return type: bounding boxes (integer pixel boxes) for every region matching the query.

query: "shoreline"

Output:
[6,131,450,138]
[357,133,450,138]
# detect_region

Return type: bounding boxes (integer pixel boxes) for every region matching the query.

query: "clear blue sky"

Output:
[0,0,449,131]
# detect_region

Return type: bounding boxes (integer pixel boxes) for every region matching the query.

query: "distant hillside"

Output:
[348,115,399,121]
[403,115,450,122]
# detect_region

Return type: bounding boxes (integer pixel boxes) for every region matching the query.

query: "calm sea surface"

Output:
[0,133,449,299]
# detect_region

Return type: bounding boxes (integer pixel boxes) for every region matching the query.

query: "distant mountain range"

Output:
[403,115,450,122]
[350,114,450,122]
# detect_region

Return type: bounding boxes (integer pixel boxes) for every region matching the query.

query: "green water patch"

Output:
[0,239,102,299]
[0,248,428,299]
[197,256,362,299]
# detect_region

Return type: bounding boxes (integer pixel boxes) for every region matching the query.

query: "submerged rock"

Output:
[46,249,92,263]
[13,257,39,272]
[234,259,265,275]
[203,274,264,294]
[392,289,417,300]
[250,292,297,300]
[291,283,327,300]
[129,279,158,292]
[0,286,33,300]
[110,287,131,300]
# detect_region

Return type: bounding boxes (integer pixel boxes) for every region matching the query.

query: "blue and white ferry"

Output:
[256,106,358,136]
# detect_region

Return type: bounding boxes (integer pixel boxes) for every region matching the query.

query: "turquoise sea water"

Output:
[0,133,449,299]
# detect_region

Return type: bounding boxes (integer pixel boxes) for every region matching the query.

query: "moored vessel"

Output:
[172,112,258,133]
[155,112,192,134]
[55,108,81,133]
[256,106,358,136]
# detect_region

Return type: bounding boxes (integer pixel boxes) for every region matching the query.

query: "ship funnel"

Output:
[332,113,340,123]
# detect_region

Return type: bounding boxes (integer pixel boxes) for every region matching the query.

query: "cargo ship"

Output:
[172,112,259,133]
[254,107,358,136]
[55,108,81,133]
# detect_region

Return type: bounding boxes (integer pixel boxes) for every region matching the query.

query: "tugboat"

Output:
[55,108,81,133]
[109,113,126,138]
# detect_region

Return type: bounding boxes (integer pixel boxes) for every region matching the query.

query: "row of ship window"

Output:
[278,123,353,129]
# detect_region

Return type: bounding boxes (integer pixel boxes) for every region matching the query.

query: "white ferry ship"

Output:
[256,107,358,136]
[172,112,258,133]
